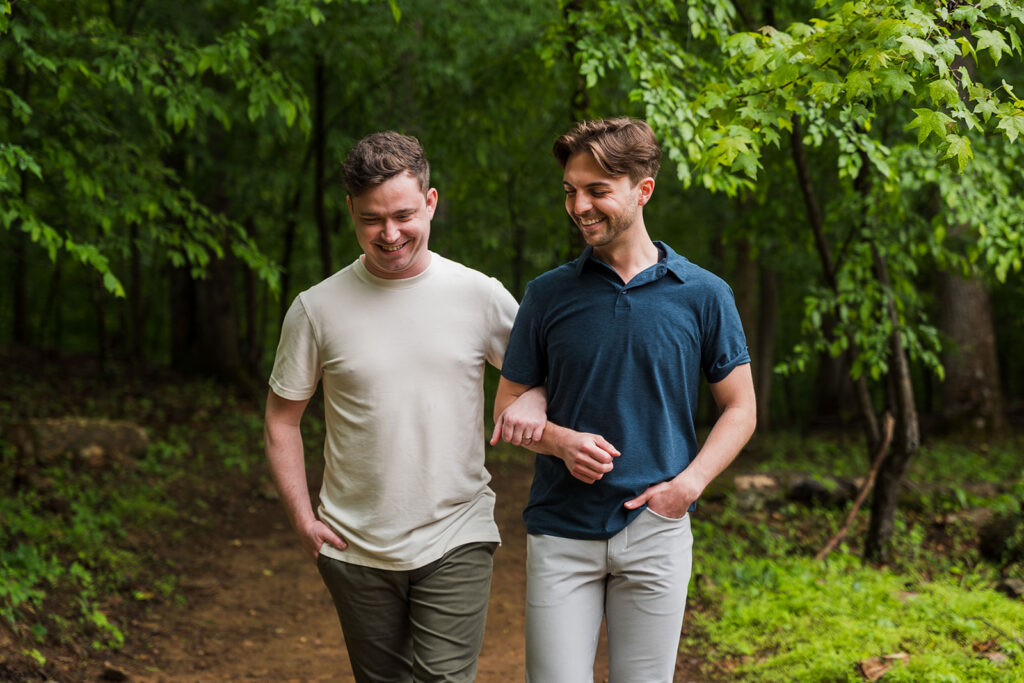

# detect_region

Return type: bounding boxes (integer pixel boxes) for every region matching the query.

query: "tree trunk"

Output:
[734,238,777,428]
[128,223,144,363]
[11,222,29,346]
[169,254,248,386]
[313,52,332,279]
[790,119,879,448]
[863,248,921,563]
[937,272,1006,432]
[507,175,526,298]
[756,266,778,428]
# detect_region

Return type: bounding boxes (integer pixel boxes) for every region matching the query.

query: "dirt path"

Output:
[100,458,703,682]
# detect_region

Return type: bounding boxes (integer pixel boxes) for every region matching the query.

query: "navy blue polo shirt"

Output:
[501,241,750,540]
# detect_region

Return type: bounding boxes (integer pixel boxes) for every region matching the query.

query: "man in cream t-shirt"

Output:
[264,131,538,682]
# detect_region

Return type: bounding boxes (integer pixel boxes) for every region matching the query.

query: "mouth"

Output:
[378,241,408,253]
[577,216,604,228]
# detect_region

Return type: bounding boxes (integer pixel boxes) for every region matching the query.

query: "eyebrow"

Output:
[563,180,613,190]
[358,207,416,218]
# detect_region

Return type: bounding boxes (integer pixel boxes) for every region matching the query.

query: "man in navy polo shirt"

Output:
[492,117,756,681]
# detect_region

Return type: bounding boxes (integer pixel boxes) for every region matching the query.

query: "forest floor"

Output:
[26,456,710,683]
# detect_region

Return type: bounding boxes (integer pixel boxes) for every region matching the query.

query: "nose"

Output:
[571,193,591,216]
[382,220,401,242]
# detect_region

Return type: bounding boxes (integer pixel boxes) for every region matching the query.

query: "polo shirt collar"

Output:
[574,241,689,282]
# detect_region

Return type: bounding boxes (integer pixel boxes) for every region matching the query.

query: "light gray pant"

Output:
[525,509,693,683]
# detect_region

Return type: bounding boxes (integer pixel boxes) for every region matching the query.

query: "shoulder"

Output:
[661,245,734,301]
[524,260,579,298]
[296,262,360,313]
[432,254,511,298]
[684,263,735,298]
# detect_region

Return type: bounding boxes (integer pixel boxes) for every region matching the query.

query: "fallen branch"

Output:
[815,412,895,561]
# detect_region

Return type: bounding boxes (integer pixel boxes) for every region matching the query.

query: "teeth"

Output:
[379,243,404,252]
[580,217,602,226]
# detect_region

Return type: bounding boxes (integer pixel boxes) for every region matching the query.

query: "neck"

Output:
[592,224,658,284]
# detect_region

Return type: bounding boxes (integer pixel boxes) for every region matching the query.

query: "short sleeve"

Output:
[701,282,751,384]
[268,295,322,400]
[500,282,547,387]
[484,277,520,369]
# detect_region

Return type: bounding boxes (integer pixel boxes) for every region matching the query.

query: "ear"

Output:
[346,195,354,216]
[637,178,655,207]
[425,187,438,218]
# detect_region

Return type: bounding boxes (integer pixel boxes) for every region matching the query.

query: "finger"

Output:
[582,443,614,466]
[571,470,599,484]
[595,435,620,457]
[511,422,527,445]
[571,459,611,481]
[502,417,516,444]
[489,417,503,446]
[532,422,545,442]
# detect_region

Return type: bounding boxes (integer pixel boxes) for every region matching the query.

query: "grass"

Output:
[683,430,1024,681]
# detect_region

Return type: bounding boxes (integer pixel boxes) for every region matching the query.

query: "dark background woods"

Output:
[4,1,1024,557]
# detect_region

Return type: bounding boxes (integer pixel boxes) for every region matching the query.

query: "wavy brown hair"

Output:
[342,131,431,197]
[553,117,661,184]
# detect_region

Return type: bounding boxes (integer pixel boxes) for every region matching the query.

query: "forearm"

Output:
[676,402,756,493]
[265,424,317,534]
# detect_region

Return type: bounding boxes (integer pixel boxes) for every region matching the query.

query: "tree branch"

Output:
[815,412,895,561]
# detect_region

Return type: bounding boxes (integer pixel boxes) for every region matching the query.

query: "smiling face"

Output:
[562,151,652,249]
[348,171,436,280]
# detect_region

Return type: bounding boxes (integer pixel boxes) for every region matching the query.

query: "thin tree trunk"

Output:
[313,53,332,279]
[507,175,526,298]
[128,223,144,363]
[278,186,302,325]
[790,117,880,448]
[243,220,260,376]
[756,266,778,428]
[11,220,29,346]
[863,246,921,563]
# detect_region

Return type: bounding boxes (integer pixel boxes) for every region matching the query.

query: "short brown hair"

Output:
[342,131,431,197]
[553,117,661,184]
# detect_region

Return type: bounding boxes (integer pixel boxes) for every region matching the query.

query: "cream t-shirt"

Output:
[269,253,517,570]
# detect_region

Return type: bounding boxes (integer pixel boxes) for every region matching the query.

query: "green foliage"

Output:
[688,552,1024,681]
[0,369,269,651]
[557,0,1024,404]
[0,0,325,295]
[0,458,172,648]
[684,431,1024,680]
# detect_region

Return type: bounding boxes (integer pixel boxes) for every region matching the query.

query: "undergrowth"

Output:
[0,367,271,669]
[685,431,1024,681]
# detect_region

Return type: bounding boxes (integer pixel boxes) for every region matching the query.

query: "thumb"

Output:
[325,529,347,550]
[624,487,654,510]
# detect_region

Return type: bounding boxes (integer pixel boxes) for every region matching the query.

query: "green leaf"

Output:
[973,98,1000,121]
[388,0,402,23]
[927,79,960,108]
[943,134,972,172]
[904,108,953,144]
[974,29,1010,65]
[844,71,874,101]
[878,69,915,99]
[996,113,1024,143]
[103,271,126,298]
[896,35,936,63]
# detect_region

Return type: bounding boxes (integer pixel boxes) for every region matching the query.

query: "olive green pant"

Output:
[317,542,497,683]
